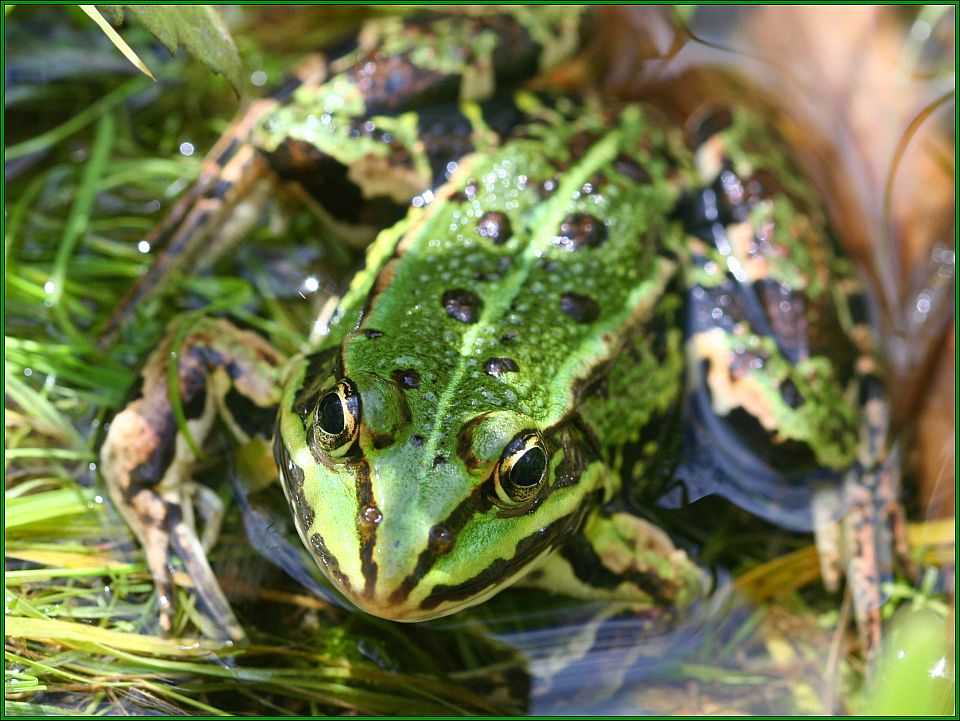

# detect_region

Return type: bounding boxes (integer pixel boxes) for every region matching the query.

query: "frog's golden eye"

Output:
[492,430,548,506]
[314,379,360,457]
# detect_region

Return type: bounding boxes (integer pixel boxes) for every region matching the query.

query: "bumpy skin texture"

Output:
[100,8,902,656]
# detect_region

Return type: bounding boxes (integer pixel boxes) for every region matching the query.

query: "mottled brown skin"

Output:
[100,318,284,641]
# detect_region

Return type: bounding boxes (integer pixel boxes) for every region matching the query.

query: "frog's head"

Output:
[275,352,604,621]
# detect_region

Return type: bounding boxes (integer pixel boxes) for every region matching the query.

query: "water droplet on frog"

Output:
[360,505,382,525]
[23,368,32,377]
[428,525,451,551]
[711,307,723,320]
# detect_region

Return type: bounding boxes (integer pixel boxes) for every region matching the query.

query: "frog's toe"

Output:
[137,513,178,636]
[168,508,248,644]
[101,403,248,643]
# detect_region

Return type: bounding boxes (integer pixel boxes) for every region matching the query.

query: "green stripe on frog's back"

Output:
[284,105,695,617]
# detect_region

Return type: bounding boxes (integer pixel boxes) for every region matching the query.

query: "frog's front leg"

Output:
[522,505,709,617]
[519,505,709,699]
[100,317,284,641]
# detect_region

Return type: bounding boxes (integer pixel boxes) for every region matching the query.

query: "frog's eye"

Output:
[313,379,360,457]
[492,431,548,506]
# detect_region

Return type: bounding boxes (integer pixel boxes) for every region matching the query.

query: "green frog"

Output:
[100,7,905,656]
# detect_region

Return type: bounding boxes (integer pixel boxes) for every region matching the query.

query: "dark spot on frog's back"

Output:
[560,293,600,324]
[554,213,608,251]
[475,211,512,245]
[392,368,420,389]
[484,357,519,378]
[442,288,483,324]
[362,329,385,339]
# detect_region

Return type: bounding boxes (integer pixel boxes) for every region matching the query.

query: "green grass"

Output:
[5,5,955,716]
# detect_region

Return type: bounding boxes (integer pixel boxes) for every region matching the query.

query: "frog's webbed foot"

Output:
[100,317,284,642]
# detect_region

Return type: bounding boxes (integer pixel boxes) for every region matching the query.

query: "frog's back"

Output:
[337,104,690,440]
